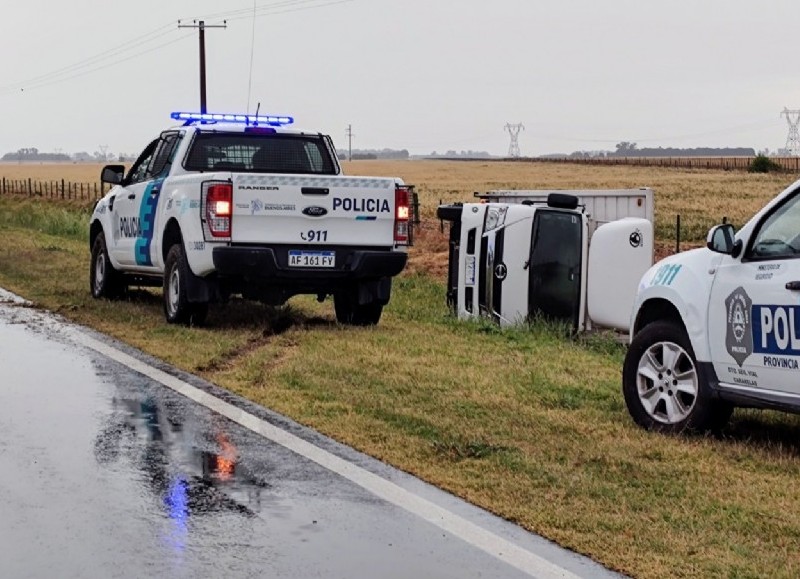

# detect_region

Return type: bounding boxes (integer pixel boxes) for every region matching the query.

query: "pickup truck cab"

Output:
[89,112,412,326]
[624,180,800,432]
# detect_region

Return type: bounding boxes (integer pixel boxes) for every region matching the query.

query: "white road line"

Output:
[68,328,581,579]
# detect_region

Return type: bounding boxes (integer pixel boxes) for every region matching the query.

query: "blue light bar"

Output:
[170,111,294,127]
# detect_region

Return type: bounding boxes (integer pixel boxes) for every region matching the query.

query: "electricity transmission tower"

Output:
[504,123,524,158]
[782,108,800,156]
[178,20,227,113]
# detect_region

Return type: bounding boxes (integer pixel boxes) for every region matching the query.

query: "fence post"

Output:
[676,215,681,254]
[2,177,4,194]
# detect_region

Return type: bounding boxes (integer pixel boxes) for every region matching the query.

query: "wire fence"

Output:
[0,177,113,201]
[510,156,800,172]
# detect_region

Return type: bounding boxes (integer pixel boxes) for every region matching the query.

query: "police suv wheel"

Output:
[622,321,732,433]
[333,290,383,326]
[163,244,208,326]
[90,233,124,299]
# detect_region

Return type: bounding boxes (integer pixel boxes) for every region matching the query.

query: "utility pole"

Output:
[781,107,800,156]
[346,124,354,161]
[504,123,524,158]
[178,20,227,114]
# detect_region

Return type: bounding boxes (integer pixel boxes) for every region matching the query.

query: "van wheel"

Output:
[90,233,124,299]
[622,321,732,433]
[334,290,383,326]
[164,244,208,326]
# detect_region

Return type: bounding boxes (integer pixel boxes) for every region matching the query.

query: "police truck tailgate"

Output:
[230,174,398,248]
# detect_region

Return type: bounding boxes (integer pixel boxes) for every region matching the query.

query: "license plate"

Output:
[465,256,476,285]
[288,250,335,268]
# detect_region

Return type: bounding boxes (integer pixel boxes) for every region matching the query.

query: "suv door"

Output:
[111,132,181,268]
[708,189,800,398]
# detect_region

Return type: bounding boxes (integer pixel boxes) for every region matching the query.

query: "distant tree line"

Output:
[611,142,755,157]
[1,148,137,163]
[428,150,492,158]
[2,148,71,162]
[337,148,410,160]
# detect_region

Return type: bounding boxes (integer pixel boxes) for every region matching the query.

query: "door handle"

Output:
[787,281,800,291]
[301,187,329,196]
[127,193,135,200]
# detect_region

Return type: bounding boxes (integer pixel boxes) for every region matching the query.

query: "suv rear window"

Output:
[184,132,337,174]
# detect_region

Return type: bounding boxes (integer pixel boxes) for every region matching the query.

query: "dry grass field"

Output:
[3,159,796,278]
[0,161,109,182]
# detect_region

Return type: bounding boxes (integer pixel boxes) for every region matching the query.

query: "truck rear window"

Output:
[184,133,337,174]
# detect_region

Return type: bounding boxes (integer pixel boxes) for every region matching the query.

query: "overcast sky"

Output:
[1,0,798,157]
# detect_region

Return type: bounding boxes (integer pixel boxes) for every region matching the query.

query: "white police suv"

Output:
[89,112,412,326]
[623,179,800,432]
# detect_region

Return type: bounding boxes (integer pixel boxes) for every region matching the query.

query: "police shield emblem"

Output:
[725,287,753,367]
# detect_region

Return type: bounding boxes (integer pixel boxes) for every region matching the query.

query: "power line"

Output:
[246,0,258,114]
[0,0,355,97]
[0,24,175,92]
[190,0,355,23]
[0,33,194,95]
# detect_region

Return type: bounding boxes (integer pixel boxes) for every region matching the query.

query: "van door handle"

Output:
[127,193,135,200]
[787,281,800,291]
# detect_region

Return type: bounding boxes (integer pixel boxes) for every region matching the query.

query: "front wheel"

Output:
[622,321,732,433]
[163,244,208,326]
[333,290,383,326]
[90,232,124,299]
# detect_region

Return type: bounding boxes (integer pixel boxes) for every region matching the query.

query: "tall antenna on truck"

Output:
[504,123,524,158]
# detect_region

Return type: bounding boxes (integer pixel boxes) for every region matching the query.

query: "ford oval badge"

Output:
[302,206,328,217]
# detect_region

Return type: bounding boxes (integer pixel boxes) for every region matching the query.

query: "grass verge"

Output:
[1,197,800,578]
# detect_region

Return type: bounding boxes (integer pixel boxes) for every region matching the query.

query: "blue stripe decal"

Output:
[355,215,377,221]
[134,179,163,266]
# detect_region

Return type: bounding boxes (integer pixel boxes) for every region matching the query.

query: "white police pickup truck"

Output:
[623,180,800,432]
[90,112,412,326]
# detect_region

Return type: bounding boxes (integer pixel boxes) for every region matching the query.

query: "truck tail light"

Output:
[394,185,411,245]
[202,181,233,241]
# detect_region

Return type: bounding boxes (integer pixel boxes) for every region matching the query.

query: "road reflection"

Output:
[94,388,268,530]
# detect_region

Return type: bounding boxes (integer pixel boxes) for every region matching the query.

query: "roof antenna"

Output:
[253,102,261,126]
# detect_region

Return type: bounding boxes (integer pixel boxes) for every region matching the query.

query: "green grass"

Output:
[0,196,92,240]
[2,196,800,578]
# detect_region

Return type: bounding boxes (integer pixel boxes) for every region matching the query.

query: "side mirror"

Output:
[707,223,739,255]
[101,164,126,185]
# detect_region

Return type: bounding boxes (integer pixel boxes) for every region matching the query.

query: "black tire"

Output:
[333,290,383,326]
[163,244,208,326]
[622,321,733,433]
[90,232,124,299]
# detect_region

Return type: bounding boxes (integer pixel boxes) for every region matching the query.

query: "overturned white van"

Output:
[437,188,655,333]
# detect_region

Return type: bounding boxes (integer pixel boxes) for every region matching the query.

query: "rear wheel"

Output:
[164,244,208,326]
[90,233,124,299]
[334,289,383,326]
[622,321,732,433]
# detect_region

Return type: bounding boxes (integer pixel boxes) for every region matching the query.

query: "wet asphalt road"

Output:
[0,291,620,579]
